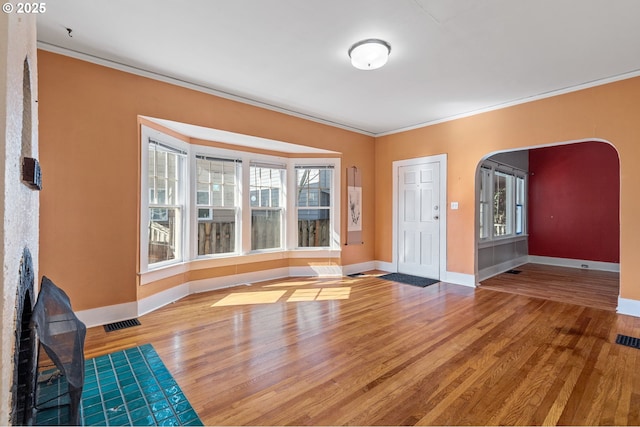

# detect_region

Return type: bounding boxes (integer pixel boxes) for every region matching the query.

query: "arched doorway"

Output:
[475,140,620,310]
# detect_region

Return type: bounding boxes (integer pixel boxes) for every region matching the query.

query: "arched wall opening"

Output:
[474,139,620,307]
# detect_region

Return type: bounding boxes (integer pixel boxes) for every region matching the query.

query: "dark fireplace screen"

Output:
[31,276,86,426]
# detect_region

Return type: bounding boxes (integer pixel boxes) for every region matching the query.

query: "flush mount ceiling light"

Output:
[348,38,391,70]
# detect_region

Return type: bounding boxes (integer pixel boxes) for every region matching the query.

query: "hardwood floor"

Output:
[479,263,619,311]
[84,271,640,425]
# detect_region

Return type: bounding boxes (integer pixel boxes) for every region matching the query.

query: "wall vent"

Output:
[103,319,141,332]
[615,334,640,349]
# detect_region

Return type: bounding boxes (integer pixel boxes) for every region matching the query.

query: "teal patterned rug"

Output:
[36,344,203,426]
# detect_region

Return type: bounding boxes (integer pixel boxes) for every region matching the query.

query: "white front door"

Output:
[398,162,440,279]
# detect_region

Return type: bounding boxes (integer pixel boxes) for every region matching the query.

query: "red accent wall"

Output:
[528,141,620,263]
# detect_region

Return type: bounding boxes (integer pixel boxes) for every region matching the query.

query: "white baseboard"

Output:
[75,302,138,329]
[478,256,529,282]
[443,271,477,288]
[289,265,343,277]
[137,283,190,317]
[617,297,640,318]
[189,267,289,294]
[528,255,620,272]
[342,261,376,276]
[375,260,394,272]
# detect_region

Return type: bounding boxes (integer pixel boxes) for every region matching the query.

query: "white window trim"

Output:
[140,125,190,274]
[140,126,341,277]
[478,161,528,243]
[248,160,287,253]
[287,158,341,251]
[191,148,243,260]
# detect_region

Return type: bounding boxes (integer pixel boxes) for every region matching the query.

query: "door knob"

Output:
[433,215,439,220]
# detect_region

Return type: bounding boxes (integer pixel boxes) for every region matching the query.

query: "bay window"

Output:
[141,125,340,275]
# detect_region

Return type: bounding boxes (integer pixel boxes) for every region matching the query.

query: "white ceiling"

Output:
[36,0,640,136]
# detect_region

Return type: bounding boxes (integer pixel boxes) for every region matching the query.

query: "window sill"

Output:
[478,234,528,249]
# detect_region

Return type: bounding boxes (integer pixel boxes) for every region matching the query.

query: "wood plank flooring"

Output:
[83,271,640,425]
[479,263,619,311]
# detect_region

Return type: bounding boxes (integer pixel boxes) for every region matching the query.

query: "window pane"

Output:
[197,159,210,183]
[224,185,235,206]
[516,176,525,235]
[212,185,222,206]
[493,171,513,237]
[148,207,180,264]
[197,158,238,210]
[156,151,166,177]
[156,179,167,204]
[260,189,270,207]
[307,189,319,207]
[298,209,330,247]
[198,209,235,255]
[271,188,280,208]
[148,153,155,178]
[479,169,491,239]
[212,169,223,185]
[297,168,331,208]
[493,172,507,237]
[516,176,525,205]
[197,184,209,204]
[148,177,155,203]
[250,166,283,209]
[319,189,331,207]
[166,179,178,205]
[167,153,177,179]
[251,209,281,250]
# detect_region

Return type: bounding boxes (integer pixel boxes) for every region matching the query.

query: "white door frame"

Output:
[392,154,447,277]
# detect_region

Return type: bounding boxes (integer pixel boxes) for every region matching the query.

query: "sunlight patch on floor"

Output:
[212,290,287,307]
[316,287,351,300]
[212,287,352,306]
[287,289,321,301]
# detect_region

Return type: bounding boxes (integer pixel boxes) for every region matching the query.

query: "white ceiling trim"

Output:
[376,68,640,137]
[38,41,640,138]
[37,41,375,137]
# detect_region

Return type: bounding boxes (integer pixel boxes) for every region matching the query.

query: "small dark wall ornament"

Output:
[22,157,42,190]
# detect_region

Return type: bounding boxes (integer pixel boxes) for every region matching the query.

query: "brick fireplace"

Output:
[1,11,40,426]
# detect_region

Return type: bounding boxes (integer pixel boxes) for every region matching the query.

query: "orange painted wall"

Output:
[375,76,640,300]
[38,50,375,311]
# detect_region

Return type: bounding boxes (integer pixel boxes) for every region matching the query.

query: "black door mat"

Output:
[506,269,522,274]
[616,334,640,349]
[104,318,141,332]
[379,273,439,288]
